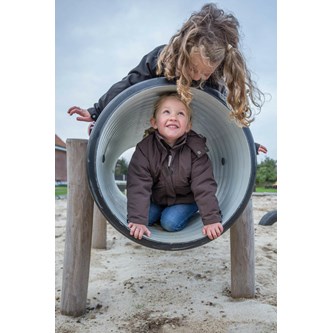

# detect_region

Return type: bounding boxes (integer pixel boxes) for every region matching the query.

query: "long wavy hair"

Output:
[156,3,265,127]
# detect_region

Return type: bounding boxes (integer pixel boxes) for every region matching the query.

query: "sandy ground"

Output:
[55,193,277,333]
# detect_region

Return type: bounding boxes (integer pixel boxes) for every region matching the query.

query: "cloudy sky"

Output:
[56,0,276,162]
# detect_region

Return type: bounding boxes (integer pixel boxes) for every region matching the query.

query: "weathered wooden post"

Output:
[230,198,255,298]
[60,139,94,317]
[92,203,107,249]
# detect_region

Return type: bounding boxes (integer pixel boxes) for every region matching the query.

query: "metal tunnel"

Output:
[87,78,256,251]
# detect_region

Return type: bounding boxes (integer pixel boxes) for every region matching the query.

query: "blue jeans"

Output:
[148,202,198,232]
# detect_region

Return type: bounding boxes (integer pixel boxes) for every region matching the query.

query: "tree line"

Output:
[256,157,277,187]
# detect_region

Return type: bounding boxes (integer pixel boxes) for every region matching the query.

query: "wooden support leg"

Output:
[92,203,107,249]
[60,139,94,317]
[230,198,255,298]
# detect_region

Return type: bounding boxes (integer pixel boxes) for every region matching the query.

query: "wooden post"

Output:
[60,139,94,317]
[230,198,255,298]
[92,203,107,249]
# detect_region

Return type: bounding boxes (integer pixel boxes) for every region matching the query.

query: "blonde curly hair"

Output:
[156,3,264,127]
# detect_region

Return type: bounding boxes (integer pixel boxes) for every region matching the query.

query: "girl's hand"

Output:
[128,222,151,240]
[67,106,92,122]
[202,222,224,240]
[257,145,268,154]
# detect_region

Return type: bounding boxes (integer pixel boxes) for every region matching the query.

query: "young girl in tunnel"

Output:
[67,3,266,138]
[126,92,223,240]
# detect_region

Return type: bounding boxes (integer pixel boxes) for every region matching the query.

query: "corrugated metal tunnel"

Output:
[87,78,256,250]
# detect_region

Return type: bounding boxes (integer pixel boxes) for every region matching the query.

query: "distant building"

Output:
[55,134,67,184]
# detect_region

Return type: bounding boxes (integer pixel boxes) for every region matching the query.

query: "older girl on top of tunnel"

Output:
[68,3,266,136]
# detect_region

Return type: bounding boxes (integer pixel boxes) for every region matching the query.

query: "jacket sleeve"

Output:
[87,45,164,120]
[190,153,222,225]
[126,144,154,225]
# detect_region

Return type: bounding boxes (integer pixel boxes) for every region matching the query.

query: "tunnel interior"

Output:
[87,78,256,250]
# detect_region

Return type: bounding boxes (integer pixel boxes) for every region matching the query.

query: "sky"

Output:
[55,0,277,163]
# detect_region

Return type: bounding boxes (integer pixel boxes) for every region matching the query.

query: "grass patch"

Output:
[254,187,277,193]
[55,185,67,196]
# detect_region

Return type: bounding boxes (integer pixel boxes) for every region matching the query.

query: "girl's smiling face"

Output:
[150,95,191,146]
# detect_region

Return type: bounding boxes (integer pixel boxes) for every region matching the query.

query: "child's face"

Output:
[188,52,218,81]
[150,96,191,146]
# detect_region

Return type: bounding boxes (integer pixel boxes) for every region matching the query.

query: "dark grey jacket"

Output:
[88,45,263,153]
[87,45,224,121]
[87,45,164,120]
[127,130,222,226]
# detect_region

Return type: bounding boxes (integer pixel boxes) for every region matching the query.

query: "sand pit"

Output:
[55,193,277,333]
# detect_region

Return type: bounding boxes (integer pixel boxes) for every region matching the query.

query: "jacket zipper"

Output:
[167,154,172,168]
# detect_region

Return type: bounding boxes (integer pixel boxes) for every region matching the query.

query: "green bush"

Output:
[256,157,277,188]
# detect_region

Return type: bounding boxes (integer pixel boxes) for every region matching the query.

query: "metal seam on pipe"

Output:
[87,78,256,251]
